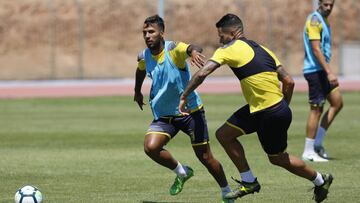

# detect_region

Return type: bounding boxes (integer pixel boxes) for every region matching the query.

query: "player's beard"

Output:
[149,39,164,54]
[318,9,331,17]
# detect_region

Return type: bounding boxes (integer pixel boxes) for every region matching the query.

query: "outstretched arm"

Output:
[179,60,220,114]
[277,65,294,104]
[186,44,205,68]
[134,68,146,110]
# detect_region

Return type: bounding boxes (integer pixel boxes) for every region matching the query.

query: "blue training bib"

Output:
[144,41,202,119]
[303,11,332,74]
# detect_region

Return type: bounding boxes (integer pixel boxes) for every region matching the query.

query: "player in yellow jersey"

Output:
[179,14,333,202]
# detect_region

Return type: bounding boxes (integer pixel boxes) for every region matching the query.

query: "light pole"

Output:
[313,0,318,11]
[158,0,164,18]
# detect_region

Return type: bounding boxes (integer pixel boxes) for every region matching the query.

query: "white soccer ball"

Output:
[14,185,43,203]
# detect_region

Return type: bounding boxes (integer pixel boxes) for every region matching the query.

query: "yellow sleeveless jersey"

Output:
[210,38,283,113]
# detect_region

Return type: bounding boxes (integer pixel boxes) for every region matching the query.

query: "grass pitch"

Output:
[0,92,359,202]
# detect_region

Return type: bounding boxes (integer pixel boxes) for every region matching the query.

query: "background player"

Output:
[301,0,343,162]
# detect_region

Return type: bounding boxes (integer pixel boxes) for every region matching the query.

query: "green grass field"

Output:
[0,92,359,203]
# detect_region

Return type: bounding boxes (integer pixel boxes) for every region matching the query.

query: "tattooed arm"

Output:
[277,65,295,104]
[179,60,220,114]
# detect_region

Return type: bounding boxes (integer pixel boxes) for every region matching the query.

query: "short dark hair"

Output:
[319,0,335,3]
[216,13,243,32]
[144,15,165,32]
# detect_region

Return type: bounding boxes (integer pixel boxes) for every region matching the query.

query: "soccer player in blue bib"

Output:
[302,0,343,162]
[301,0,343,162]
[134,15,234,203]
[179,14,333,202]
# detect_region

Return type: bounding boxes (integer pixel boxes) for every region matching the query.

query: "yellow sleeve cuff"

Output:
[210,48,226,65]
[138,59,146,71]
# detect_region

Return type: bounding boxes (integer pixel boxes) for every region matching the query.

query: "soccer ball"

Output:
[14,185,43,203]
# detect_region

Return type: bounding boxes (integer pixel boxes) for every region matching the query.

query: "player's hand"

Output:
[190,50,205,69]
[178,96,190,115]
[327,72,339,87]
[134,92,146,110]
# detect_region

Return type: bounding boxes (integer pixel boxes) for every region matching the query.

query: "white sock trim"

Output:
[303,138,315,154]
[173,162,187,177]
[312,172,325,186]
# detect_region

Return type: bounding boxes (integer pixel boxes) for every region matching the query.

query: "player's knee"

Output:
[198,153,217,167]
[311,107,323,118]
[268,154,286,167]
[268,156,280,166]
[197,152,211,164]
[216,128,227,143]
[143,145,151,156]
[144,142,160,156]
[215,129,222,140]
[216,128,239,144]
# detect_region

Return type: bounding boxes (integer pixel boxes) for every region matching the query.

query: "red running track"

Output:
[0,77,359,99]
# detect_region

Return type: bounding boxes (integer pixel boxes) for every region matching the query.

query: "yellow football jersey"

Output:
[210,38,283,113]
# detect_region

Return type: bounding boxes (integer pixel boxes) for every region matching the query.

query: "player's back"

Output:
[210,38,283,113]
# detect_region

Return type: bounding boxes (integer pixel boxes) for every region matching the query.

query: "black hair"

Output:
[215,13,243,32]
[144,14,165,32]
[319,0,335,3]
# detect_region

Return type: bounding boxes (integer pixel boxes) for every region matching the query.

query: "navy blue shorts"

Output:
[226,100,292,155]
[147,108,209,146]
[304,70,338,106]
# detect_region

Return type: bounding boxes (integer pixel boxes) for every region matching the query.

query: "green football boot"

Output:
[313,173,333,203]
[224,177,261,199]
[169,166,194,195]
